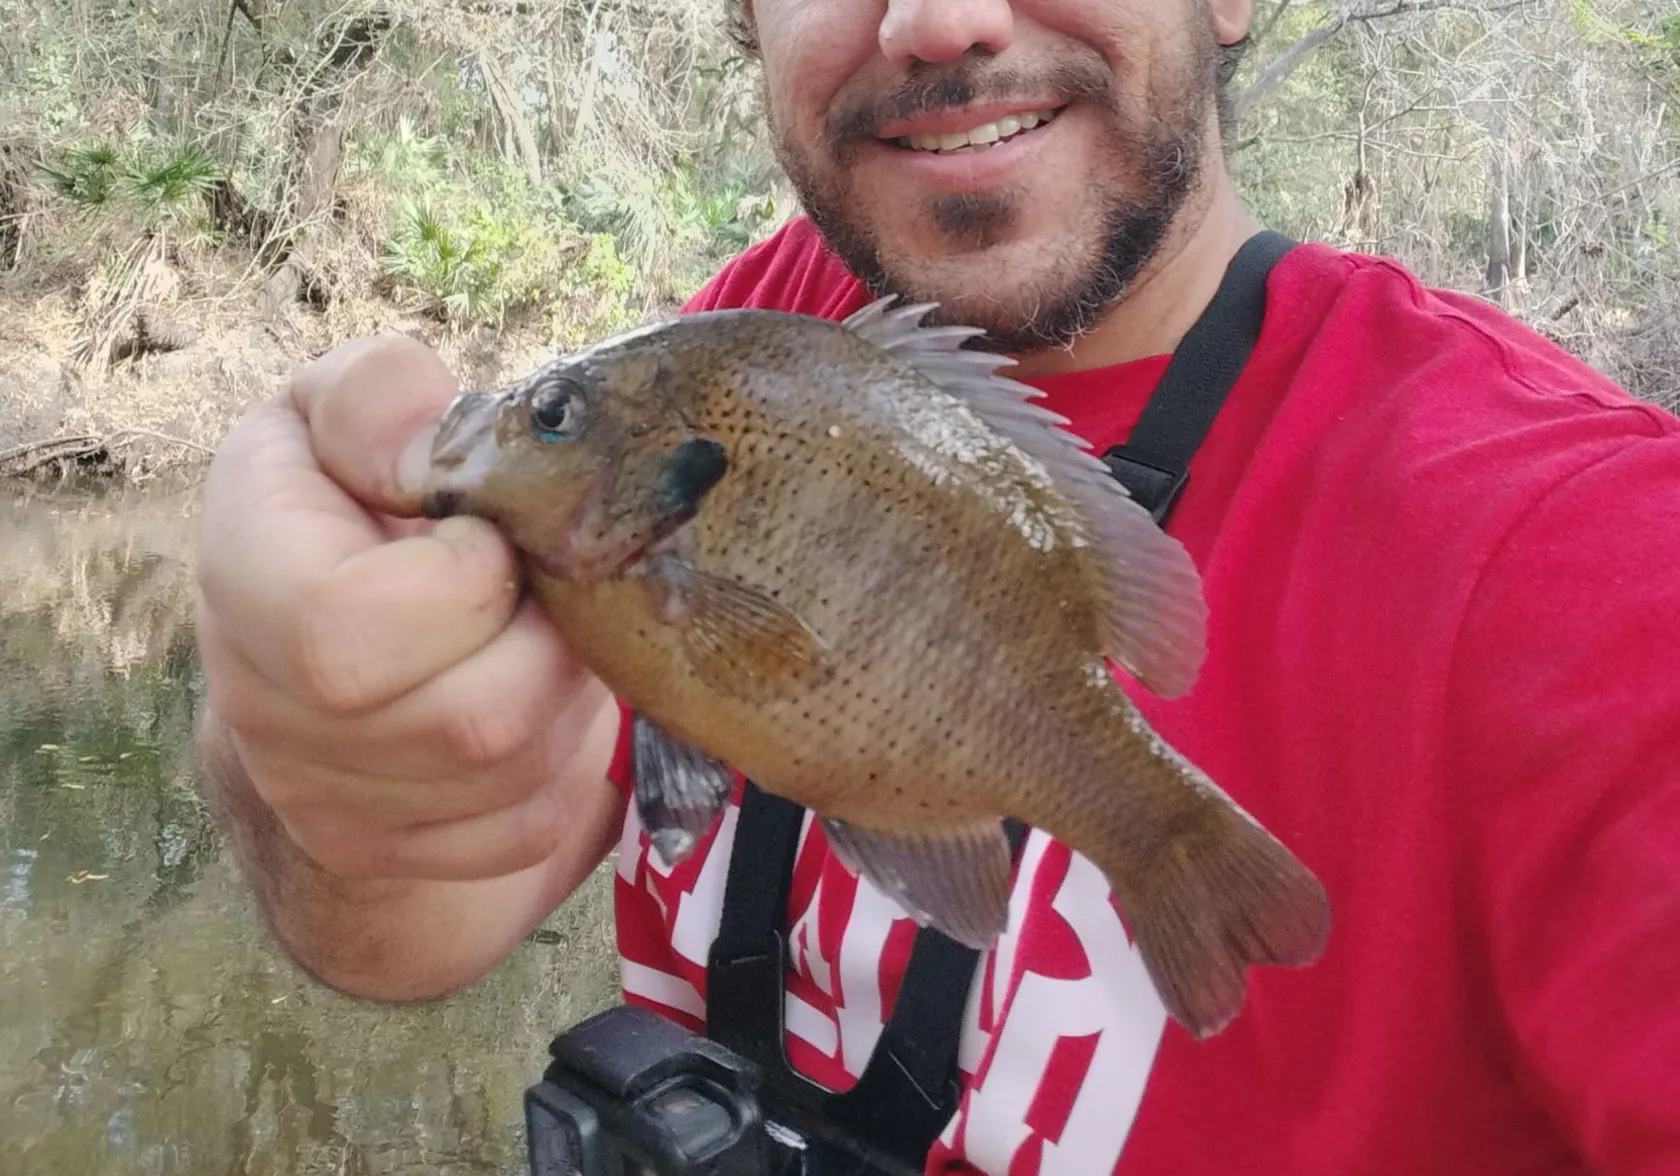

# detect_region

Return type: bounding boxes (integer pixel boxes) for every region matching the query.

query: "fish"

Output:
[418,297,1331,1039]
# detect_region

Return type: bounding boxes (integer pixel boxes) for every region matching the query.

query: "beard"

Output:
[768,32,1223,355]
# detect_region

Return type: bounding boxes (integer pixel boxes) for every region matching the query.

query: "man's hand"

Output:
[193,334,625,1000]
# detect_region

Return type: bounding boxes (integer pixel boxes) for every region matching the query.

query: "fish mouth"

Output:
[420,389,499,519]
[420,487,463,520]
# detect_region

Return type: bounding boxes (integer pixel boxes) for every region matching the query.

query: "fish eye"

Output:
[528,374,583,441]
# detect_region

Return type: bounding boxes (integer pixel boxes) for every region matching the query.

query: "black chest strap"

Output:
[707,787,1028,1174]
[1102,229,1297,524]
[703,229,1297,1173]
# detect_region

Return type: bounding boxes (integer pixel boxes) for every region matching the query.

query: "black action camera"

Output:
[525,1003,782,1176]
[525,1003,929,1176]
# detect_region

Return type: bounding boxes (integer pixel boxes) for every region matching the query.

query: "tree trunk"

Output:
[257,12,391,316]
[479,51,543,186]
[1484,144,1512,305]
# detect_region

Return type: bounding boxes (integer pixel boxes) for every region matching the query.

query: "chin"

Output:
[867,205,1139,351]
[883,239,1082,329]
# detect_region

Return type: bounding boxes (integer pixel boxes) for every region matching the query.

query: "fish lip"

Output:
[431,390,495,467]
[420,389,499,517]
[420,488,461,519]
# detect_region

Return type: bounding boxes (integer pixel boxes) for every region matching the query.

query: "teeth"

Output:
[894,108,1059,153]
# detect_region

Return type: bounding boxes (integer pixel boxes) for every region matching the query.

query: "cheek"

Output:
[756,1,883,133]
[1014,0,1177,86]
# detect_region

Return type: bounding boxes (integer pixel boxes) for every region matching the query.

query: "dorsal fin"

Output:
[842,296,1207,697]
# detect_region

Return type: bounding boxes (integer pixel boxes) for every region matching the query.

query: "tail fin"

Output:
[1119,811,1331,1040]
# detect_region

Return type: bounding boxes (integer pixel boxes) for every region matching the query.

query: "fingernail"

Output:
[395,423,439,499]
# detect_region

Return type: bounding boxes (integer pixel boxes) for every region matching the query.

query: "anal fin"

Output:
[819,816,1014,949]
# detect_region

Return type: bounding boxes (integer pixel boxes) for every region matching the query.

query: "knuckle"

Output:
[437,699,533,770]
[292,817,384,878]
[501,791,565,871]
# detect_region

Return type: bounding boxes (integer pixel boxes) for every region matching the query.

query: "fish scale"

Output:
[420,297,1332,1040]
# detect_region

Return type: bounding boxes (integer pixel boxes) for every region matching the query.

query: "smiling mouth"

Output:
[882,105,1066,155]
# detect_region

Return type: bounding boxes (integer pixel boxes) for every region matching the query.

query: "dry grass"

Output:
[0,244,606,480]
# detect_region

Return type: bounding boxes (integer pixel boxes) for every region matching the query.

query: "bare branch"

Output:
[1251,0,1300,51]
[1232,0,1532,123]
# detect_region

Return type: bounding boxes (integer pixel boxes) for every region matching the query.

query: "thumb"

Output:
[288,333,462,518]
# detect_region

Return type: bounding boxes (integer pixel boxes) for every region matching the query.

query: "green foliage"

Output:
[1564,0,1680,74]
[562,154,777,287]
[381,196,568,327]
[38,143,121,207]
[39,137,223,225]
[665,157,779,253]
[372,144,654,340]
[345,116,451,191]
[549,231,641,344]
[123,142,221,216]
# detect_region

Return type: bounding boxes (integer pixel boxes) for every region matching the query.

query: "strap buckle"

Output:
[1100,445,1190,526]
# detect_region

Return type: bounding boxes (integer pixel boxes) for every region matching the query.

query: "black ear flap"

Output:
[654,437,729,524]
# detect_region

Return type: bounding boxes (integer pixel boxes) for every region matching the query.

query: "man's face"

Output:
[751,0,1235,353]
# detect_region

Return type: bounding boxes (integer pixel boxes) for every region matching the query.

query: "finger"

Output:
[275,514,522,715]
[276,763,576,882]
[196,394,392,675]
[296,597,605,787]
[290,333,463,518]
[237,703,590,844]
[196,334,458,642]
[198,406,522,711]
[200,600,611,826]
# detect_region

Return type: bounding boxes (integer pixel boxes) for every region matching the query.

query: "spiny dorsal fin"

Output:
[842,296,1207,696]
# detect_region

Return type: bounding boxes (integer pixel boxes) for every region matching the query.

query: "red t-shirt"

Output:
[605,215,1680,1174]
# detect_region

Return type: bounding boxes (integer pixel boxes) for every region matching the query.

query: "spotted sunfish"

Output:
[419,298,1331,1038]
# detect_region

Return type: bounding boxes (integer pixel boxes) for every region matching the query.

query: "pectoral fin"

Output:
[629,712,736,866]
[819,816,1015,949]
[642,556,831,702]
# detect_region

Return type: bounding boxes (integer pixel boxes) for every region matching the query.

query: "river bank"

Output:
[0,269,592,484]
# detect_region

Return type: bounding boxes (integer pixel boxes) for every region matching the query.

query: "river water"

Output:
[0,482,621,1176]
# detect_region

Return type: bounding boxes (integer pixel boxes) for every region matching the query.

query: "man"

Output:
[192,0,1680,1172]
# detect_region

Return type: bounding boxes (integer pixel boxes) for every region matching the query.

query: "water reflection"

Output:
[0,483,621,1175]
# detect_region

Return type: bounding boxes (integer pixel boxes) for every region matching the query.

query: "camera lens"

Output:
[642,1082,738,1156]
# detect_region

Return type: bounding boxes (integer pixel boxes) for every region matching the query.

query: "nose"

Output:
[879,0,1015,67]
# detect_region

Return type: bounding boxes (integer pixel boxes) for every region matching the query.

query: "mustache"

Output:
[828,51,1117,145]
